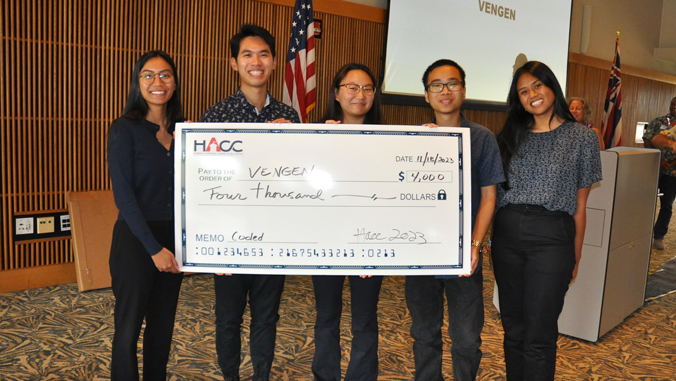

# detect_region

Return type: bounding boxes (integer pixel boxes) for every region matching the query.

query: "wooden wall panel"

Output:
[566,61,676,147]
[1,0,675,288]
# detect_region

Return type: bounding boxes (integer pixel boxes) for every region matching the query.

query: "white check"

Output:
[174,123,472,275]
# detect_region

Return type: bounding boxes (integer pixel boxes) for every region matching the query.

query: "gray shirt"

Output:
[433,114,504,279]
[497,120,602,215]
[431,114,505,229]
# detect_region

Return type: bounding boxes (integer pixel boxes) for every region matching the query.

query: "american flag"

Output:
[601,34,622,148]
[283,0,316,123]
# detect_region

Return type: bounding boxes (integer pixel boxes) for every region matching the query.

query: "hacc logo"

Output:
[194,137,243,153]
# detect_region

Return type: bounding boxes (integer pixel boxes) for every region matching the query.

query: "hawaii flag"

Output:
[283,0,316,122]
[601,34,623,148]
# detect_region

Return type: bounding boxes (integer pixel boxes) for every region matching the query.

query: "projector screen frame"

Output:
[379,0,574,113]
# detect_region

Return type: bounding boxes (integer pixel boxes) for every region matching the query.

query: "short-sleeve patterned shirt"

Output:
[497,120,602,215]
[642,114,676,176]
[200,89,301,123]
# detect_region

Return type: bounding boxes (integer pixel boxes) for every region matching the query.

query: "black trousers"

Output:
[214,274,285,379]
[109,220,184,381]
[491,204,576,381]
[311,275,383,381]
[405,271,484,381]
[654,174,676,239]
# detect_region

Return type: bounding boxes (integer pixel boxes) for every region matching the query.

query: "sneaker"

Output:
[654,238,665,250]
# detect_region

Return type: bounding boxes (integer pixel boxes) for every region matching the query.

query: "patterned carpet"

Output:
[646,255,676,300]
[2,246,676,380]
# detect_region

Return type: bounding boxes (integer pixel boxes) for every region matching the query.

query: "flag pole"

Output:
[601,29,623,148]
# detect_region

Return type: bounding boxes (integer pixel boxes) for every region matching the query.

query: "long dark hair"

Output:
[497,61,574,180]
[122,50,183,125]
[320,63,384,124]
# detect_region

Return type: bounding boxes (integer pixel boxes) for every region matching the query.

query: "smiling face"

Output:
[139,57,175,109]
[230,36,276,90]
[424,65,466,116]
[569,99,585,123]
[334,69,374,124]
[517,72,555,118]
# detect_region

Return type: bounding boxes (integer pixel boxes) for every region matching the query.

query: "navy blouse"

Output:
[107,117,175,255]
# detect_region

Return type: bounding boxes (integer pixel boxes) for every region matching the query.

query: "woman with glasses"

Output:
[311,63,384,381]
[493,61,602,380]
[107,50,184,381]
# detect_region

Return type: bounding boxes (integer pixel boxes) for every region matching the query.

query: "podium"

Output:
[493,147,660,342]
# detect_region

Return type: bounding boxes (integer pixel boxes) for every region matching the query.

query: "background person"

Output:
[493,61,602,381]
[200,24,299,381]
[568,97,605,150]
[643,96,676,250]
[107,50,184,381]
[311,63,384,381]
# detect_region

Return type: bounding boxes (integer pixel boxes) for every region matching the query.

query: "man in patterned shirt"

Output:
[643,96,676,250]
[200,24,299,381]
[201,25,300,124]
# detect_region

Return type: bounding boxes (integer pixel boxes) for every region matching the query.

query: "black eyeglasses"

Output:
[338,84,376,96]
[426,81,464,93]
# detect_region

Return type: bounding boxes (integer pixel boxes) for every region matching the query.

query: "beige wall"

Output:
[570,0,676,76]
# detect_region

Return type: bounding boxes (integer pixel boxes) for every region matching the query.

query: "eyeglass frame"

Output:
[337,83,377,95]
[139,71,174,85]
[425,81,465,93]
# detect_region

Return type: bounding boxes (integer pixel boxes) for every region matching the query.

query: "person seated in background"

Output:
[568,97,605,150]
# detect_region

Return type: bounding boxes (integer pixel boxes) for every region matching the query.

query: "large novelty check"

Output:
[174,123,472,275]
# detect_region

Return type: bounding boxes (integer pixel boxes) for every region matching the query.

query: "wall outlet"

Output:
[16,217,34,235]
[37,216,55,234]
[60,215,71,231]
[14,211,71,242]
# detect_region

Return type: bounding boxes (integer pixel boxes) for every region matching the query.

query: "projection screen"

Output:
[382,0,573,109]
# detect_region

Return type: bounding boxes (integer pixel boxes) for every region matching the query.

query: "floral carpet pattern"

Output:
[2,245,676,380]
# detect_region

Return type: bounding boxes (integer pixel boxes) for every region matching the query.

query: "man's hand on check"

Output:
[267,118,292,123]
